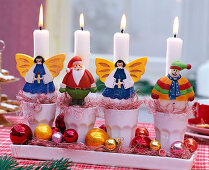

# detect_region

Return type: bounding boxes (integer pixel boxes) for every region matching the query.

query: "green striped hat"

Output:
[170,61,191,71]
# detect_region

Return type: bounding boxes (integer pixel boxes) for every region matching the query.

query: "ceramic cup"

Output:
[192,99,209,124]
[22,102,56,133]
[64,106,97,143]
[104,108,139,148]
[154,111,189,152]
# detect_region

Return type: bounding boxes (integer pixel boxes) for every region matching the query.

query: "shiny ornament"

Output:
[34,124,52,140]
[131,135,151,152]
[150,140,161,151]
[105,138,117,151]
[10,124,32,144]
[52,127,61,134]
[99,124,107,132]
[170,141,186,157]
[184,138,198,153]
[64,129,78,143]
[135,127,149,137]
[52,132,63,143]
[85,128,109,146]
[55,114,66,133]
[159,149,166,157]
[115,137,121,145]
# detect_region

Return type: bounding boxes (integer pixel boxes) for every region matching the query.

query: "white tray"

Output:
[11,144,196,170]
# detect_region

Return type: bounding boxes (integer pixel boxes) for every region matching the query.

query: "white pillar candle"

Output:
[114,14,130,64]
[74,13,90,68]
[165,16,183,75]
[33,4,49,59]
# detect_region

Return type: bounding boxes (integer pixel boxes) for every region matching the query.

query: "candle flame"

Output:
[38,4,43,28]
[173,16,179,35]
[120,14,126,32]
[80,13,84,29]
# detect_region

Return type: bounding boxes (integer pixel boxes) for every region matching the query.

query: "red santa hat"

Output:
[68,56,83,68]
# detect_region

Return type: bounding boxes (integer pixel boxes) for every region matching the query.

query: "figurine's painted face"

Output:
[170,69,180,77]
[73,62,84,71]
[36,58,42,64]
[117,62,123,67]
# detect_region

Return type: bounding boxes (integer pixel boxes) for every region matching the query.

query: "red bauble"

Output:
[184,138,198,153]
[99,124,107,132]
[52,127,61,134]
[55,114,66,133]
[10,124,32,144]
[135,127,149,137]
[131,135,151,152]
[64,129,78,143]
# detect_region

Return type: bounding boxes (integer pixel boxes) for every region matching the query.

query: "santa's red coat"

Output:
[62,69,95,88]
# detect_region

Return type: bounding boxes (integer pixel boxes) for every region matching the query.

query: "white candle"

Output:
[165,16,183,75]
[34,4,49,59]
[114,14,130,64]
[74,13,90,68]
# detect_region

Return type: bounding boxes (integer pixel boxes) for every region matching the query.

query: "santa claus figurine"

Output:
[59,56,97,105]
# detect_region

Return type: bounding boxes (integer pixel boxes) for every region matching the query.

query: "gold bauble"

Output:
[34,124,52,140]
[85,128,109,146]
[150,140,161,151]
[105,138,117,151]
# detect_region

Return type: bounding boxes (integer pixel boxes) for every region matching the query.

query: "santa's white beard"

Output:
[72,69,85,85]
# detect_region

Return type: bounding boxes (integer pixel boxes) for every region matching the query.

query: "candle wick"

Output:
[81,27,84,31]
[174,34,177,38]
[121,29,124,33]
[40,27,42,30]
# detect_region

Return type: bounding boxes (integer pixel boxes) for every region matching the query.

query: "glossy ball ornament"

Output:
[34,124,52,140]
[115,137,121,145]
[150,140,161,151]
[55,114,66,133]
[105,138,117,151]
[184,138,198,153]
[52,127,60,134]
[64,129,78,143]
[170,141,186,157]
[85,128,109,146]
[52,132,63,143]
[135,127,149,137]
[10,124,32,144]
[131,135,151,152]
[99,124,107,132]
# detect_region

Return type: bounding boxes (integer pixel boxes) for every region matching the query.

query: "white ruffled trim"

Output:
[60,83,66,88]
[91,83,96,87]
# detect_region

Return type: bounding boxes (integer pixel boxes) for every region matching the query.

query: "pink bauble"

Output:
[170,141,186,157]
[52,132,63,143]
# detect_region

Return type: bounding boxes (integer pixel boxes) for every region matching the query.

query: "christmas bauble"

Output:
[131,135,151,152]
[64,129,78,143]
[55,114,66,133]
[105,138,117,151]
[135,127,149,137]
[150,140,161,151]
[52,132,63,143]
[184,138,198,153]
[170,141,186,157]
[34,124,52,140]
[85,128,109,146]
[115,137,121,145]
[99,124,107,132]
[52,127,61,134]
[10,124,32,144]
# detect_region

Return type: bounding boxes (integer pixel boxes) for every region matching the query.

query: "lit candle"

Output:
[33,4,49,59]
[74,13,90,68]
[114,14,130,64]
[165,16,183,75]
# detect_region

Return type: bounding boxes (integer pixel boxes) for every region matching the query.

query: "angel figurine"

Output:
[96,57,147,100]
[16,53,66,98]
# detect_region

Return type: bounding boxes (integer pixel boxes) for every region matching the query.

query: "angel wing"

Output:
[16,53,34,78]
[125,57,147,83]
[45,53,66,78]
[95,58,115,83]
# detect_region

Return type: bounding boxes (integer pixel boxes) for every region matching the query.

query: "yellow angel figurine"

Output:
[95,57,147,100]
[16,54,66,98]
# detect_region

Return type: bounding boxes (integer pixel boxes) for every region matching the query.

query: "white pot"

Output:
[153,112,189,152]
[22,102,56,133]
[64,106,97,143]
[104,108,139,148]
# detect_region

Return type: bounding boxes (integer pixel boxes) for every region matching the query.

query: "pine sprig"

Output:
[0,155,72,170]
